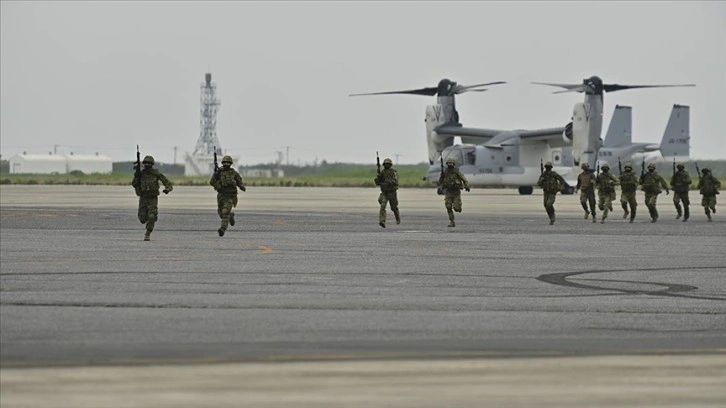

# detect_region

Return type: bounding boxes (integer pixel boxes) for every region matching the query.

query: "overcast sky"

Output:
[1,1,724,165]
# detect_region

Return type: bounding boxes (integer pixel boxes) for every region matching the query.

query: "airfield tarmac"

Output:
[1,185,725,407]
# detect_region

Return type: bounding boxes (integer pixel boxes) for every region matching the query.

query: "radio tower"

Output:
[193,73,221,155]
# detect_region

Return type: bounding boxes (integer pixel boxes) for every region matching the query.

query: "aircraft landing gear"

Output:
[518,186,533,195]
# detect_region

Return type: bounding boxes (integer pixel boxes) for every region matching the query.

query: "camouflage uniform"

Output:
[575,164,596,222]
[375,158,400,228]
[639,163,669,223]
[595,166,618,223]
[669,165,692,221]
[438,158,469,227]
[697,169,721,221]
[619,165,639,223]
[131,156,173,241]
[210,156,246,237]
[537,162,565,225]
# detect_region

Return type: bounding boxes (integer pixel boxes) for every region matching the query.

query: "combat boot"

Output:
[711,206,716,214]
[623,211,629,219]
[675,211,682,220]
[229,212,235,226]
[584,211,589,219]
[683,207,689,222]
[448,220,455,227]
[592,216,596,223]
[600,215,606,224]
[549,218,555,225]
[144,230,151,241]
[394,211,401,225]
[218,227,225,237]
[379,221,386,228]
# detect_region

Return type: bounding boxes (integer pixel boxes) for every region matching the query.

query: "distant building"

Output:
[65,153,113,174]
[7,152,112,174]
[240,167,285,178]
[8,153,67,174]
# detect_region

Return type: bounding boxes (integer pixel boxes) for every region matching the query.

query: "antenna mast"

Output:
[193,73,222,155]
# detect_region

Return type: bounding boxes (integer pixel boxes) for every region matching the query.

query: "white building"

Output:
[8,153,67,174]
[65,153,113,174]
[7,152,113,174]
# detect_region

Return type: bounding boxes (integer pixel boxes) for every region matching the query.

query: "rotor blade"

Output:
[603,84,696,93]
[552,87,587,94]
[349,87,438,97]
[454,81,507,93]
[531,82,583,90]
[459,89,489,93]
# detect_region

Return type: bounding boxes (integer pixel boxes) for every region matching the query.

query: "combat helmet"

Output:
[647,163,656,170]
[544,161,553,167]
[446,158,456,165]
[142,155,155,164]
[221,155,233,164]
[383,158,393,165]
[581,163,589,169]
[677,163,685,169]
[624,162,633,169]
[601,162,610,169]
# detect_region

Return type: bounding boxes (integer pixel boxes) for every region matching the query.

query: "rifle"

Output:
[672,157,676,176]
[540,158,544,175]
[596,161,600,184]
[695,162,701,182]
[213,145,219,174]
[640,157,646,182]
[133,145,141,176]
[374,151,382,185]
[618,157,622,175]
[440,154,445,176]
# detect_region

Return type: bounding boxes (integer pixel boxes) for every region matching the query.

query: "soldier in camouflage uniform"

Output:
[595,163,619,224]
[537,161,565,225]
[209,155,246,237]
[639,162,669,223]
[669,163,692,222]
[438,157,469,227]
[131,155,173,241]
[618,162,639,223]
[574,163,597,223]
[697,168,721,222]
[375,158,400,228]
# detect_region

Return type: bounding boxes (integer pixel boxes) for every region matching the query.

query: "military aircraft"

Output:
[350,76,694,194]
[598,104,690,167]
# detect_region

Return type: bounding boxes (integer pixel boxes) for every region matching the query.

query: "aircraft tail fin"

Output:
[659,104,690,158]
[603,105,632,147]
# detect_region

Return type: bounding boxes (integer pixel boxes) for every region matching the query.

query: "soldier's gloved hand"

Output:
[575,189,579,193]
[465,187,470,192]
[240,186,246,192]
[666,190,670,195]
[163,189,170,194]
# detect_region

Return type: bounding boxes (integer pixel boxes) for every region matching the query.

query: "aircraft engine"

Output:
[562,122,573,143]
[425,104,454,164]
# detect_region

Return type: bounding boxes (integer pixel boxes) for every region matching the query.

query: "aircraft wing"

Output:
[435,125,506,142]
[516,127,567,141]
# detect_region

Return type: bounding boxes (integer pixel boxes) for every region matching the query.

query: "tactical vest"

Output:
[379,169,398,192]
[671,172,691,193]
[620,173,638,193]
[642,172,663,194]
[442,170,464,190]
[701,176,719,195]
[138,171,160,195]
[578,172,592,189]
[540,172,560,193]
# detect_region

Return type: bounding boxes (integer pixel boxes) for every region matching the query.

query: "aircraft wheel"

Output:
[518,186,533,195]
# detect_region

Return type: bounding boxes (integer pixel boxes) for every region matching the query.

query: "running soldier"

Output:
[595,163,619,224]
[670,163,692,222]
[375,157,400,228]
[438,157,470,227]
[210,155,246,237]
[697,168,721,222]
[537,161,566,225]
[574,163,597,223]
[639,163,669,223]
[131,155,173,241]
[619,162,639,223]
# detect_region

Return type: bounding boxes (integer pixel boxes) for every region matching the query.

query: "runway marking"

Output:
[272,219,286,225]
[537,267,726,301]
[259,245,273,254]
